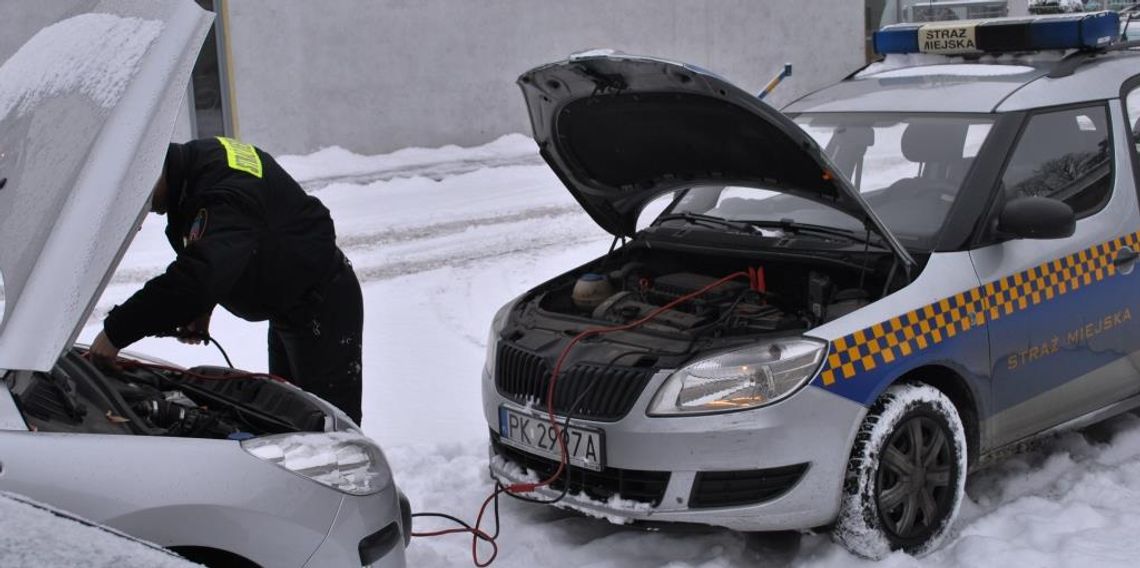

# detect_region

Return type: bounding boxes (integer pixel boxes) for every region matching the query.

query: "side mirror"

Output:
[997,196,1075,240]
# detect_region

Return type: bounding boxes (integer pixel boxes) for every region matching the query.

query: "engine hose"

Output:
[412,270,757,567]
[153,330,234,368]
[205,335,235,369]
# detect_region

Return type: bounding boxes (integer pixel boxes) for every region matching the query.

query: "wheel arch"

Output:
[168,546,261,568]
[893,364,982,468]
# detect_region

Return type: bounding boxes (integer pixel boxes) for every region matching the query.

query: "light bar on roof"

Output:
[873,10,1120,55]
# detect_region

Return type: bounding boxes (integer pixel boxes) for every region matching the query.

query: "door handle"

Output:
[1115,246,1138,273]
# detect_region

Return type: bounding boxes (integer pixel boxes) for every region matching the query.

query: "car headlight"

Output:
[242,432,391,495]
[484,296,522,381]
[647,337,827,416]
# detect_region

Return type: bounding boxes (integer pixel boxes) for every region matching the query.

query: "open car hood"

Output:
[0,0,212,372]
[518,52,915,267]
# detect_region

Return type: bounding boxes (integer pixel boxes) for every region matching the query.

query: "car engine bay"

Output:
[490,241,905,421]
[528,243,894,341]
[5,348,327,439]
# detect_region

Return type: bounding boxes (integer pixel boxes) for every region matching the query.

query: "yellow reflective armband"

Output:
[216,136,263,178]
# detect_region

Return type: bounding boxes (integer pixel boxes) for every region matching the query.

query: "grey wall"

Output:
[0,3,88,61]
[226,0,865,156]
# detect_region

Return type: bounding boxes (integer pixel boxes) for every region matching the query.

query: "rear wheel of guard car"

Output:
[831,383,966,559]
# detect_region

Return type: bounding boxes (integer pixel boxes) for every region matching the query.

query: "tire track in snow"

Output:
[336,204,581,250]
[297,153,544,191]
[353,225,606,282]
[103,203,597,287]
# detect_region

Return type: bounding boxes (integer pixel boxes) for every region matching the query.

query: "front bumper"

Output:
[482,370,866,531]
[304,485,409,568]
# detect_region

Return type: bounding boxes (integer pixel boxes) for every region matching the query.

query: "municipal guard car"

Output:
[481,10,1140,558]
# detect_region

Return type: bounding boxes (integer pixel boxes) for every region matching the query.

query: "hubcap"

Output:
[876,414,954,539]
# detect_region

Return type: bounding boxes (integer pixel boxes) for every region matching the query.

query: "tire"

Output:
[831,383,967,559]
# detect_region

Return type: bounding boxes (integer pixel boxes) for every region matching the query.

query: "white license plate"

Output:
[499,406,605,471]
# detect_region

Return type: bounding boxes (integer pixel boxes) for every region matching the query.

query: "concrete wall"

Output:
[0,3,84,63]
[226,0,865,156]
[0,1,864,157]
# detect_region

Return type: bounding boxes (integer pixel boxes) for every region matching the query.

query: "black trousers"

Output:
[268,261,364,423]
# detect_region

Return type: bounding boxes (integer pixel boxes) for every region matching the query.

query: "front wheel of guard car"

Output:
[831,383,966,559]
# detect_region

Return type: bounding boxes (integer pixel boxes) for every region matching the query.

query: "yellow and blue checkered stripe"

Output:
[818,231,1140,388]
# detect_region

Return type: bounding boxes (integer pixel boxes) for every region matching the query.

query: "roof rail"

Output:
[1047,39,1140,78]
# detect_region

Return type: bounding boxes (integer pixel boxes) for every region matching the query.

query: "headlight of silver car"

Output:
[484,296,521,381]
[647,337,827,416]
[242,432,391,495]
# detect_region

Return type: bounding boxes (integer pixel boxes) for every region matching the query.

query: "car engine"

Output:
[7,349,327,439]
[489,243,896,423]
[532,249,881,340]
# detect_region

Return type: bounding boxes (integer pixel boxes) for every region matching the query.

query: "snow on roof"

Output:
[855,51,1070,79]
[870,64,1038,78]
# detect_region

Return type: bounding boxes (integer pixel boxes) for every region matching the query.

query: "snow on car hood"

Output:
[0,1,212,372]
[518,52,915,267]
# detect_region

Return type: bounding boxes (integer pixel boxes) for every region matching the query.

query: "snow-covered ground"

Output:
[80,136,1140,567]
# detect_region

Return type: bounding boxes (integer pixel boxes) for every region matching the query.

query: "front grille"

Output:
[491,433,670,506]
[495,342,655,421]
[689,464,809,509]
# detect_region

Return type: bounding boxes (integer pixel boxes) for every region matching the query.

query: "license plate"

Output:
[498,406,605,471]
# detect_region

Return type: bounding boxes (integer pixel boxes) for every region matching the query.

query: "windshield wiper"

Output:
[745,218,886,248]
[654,212,758,234]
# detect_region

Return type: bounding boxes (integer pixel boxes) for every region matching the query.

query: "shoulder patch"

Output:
[216,136,263,178]
[187,208,208,243]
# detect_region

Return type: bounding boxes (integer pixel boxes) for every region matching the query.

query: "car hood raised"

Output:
[0,0,212,372]
[517,52,914,266]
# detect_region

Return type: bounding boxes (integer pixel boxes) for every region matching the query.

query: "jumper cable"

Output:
[412,269,761,566]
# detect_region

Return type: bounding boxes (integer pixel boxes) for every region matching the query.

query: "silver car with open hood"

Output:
[0,1,408,566]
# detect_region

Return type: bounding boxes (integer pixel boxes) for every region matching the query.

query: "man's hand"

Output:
[177,312,212,345]
[88,331,122,372]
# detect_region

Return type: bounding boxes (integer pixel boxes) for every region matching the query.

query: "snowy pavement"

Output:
[81,137,1140,567]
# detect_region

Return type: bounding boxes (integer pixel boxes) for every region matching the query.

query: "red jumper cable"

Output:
[412,269,763,566]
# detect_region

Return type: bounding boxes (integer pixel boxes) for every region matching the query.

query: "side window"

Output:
[999,106,1112,219]
[1126,86,1140,157]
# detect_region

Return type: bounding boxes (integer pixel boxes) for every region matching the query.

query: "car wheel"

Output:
[831,383,966,559]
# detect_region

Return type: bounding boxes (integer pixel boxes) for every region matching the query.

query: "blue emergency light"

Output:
[873,10,1120,55]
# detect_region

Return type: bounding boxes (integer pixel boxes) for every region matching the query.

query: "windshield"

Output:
[662,113,994,250]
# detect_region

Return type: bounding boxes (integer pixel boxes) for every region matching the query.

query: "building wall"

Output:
[225,0,865,156]
[0,2,82,62]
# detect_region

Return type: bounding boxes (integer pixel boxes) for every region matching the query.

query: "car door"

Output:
[970,102,1140,447]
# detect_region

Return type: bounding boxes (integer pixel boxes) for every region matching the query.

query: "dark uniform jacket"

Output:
[104,138,340,348]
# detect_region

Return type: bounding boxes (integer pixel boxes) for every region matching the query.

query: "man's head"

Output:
[151,142,187,214]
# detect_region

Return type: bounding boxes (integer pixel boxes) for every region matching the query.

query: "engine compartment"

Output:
[6,348,327,439]
[489,242,905,421]
[529,243,892,341]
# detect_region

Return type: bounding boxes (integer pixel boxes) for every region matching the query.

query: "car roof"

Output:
[784,48,1140,114]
